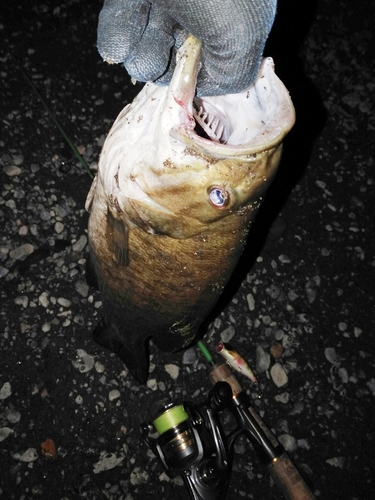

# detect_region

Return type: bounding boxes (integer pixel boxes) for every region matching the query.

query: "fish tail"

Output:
[92,318,150,384]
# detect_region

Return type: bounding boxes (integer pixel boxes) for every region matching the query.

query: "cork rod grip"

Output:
[267,452,316,500]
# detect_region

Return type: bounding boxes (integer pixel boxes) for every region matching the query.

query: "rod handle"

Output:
[266,452,316,500]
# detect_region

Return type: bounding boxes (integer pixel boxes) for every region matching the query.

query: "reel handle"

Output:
[208,363,316,500]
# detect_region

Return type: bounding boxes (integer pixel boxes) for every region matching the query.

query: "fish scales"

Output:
[86,36,295,383]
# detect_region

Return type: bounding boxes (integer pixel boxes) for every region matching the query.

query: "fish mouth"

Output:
[168,35,295,155]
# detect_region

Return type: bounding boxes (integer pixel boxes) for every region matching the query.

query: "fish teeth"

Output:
[194,106,227,143]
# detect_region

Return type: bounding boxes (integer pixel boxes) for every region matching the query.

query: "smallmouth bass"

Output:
[86,36,295,383]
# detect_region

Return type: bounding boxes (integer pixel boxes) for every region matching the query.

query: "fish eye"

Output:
[208,186,230,209]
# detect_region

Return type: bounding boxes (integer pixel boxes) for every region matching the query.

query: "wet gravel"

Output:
[1,1,374,499]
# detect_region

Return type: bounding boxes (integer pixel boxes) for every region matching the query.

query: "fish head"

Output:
[93,36,295,239]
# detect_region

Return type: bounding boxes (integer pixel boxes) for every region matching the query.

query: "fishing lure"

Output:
[217,341,258,384]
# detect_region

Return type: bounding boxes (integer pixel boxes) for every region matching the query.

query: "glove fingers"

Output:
[97,0,151,64]
[157,0,276,95]
[125,7,176,82]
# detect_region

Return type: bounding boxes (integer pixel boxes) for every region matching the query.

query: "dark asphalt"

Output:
[1,1,374,499]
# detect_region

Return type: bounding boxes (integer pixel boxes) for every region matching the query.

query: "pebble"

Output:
[93,451,125,474]
[326,457,345,469]
[270,363,288,387]
[72,235,87,253]
[182,348,197,364]
[0,382,12,400]
[270,343,283,359]
[71,349,95,373]
[54,222,64,234]
[57,297,72,307]
[220,325,235,343]
[0,427,14,442]
[3,165,21,176]
[246,293,255,311]
[278,254,291,264]
[75,280,89,297]
[147,378,158,391]
[164,364,180,380]
[275,392,290,404]
[278,434,298,452]
[109,389,121,401]
[324,347,338,365]
[6,409,21,424]
[130,467,149,485]
[38,292,50,308]
[9,243,34,260]
[12,448,38,462]
[95,361,106,373]
[255,346,271,373]
[14,295,29,308]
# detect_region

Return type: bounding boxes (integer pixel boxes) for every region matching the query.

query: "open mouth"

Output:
[193,98,231,144]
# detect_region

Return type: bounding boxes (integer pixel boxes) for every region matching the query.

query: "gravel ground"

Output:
[1,1,374,499]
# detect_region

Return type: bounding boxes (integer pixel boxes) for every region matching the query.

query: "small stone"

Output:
[14,295,29,308]
[6,409,21,424]
[109,389,121,401]
[12,154,24,165]
[278,434,298,453]
[75,280,89,297]
[38,292,50,308]
[95,361,105,373]
[270,343,283,359]
[9,243,34,261]
[324,347,338,365]
[297,439,310,450]
[326,457,345,468]
[0,427,14,442]
[12,448,38,463]
[278,254,291,264]
[182,348,197,364]
[130,467,149,485]
[255,346,271,373]
[72,235,87,253]
[353,327,362,337]
[275,392,290,404]
[0,382,12,400]
[71,349,95,373]
[246,293,255,311]
[338,367,348,383]
[57,297,71,307]
[54,222,64,234]
[93,451,125,474]
[3,165,21,176]
[147,379,158,391]
[270,363,288,387]
[220,325,235,343]
[164,364,180,380]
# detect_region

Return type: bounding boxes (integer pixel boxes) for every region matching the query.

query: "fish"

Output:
[85,35,295,383]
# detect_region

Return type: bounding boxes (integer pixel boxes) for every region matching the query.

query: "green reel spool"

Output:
[153,405,189,435]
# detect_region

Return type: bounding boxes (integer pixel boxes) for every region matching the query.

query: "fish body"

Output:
[86,36,295,383]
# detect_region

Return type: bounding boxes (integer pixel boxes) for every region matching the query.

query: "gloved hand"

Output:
[97,0,277,96]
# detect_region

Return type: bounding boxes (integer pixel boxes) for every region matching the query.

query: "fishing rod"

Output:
[8,50,95,180]
[141,341,316,500]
